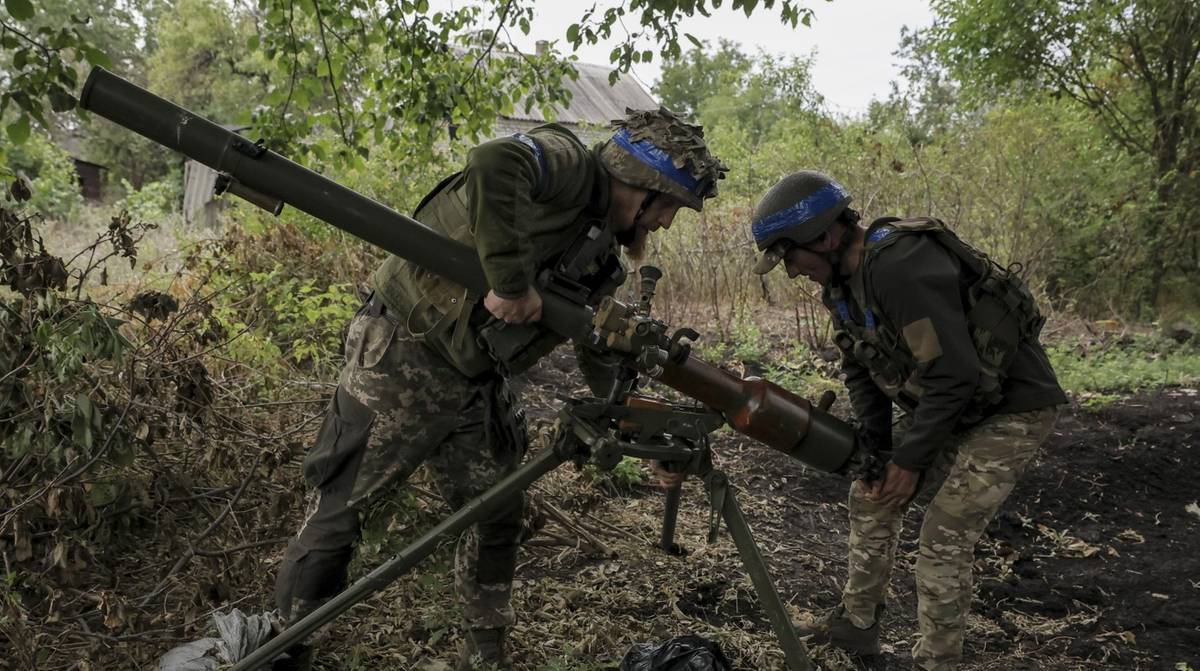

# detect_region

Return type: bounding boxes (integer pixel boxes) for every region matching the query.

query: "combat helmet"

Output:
[599,108,727,211]
[751,170,853,274]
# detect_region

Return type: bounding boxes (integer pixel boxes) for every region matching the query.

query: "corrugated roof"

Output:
[505,61,657,125]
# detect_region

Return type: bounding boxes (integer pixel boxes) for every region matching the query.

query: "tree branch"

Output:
[312,0,350,144]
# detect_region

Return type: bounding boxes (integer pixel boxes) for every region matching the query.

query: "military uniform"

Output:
[275,123,625,638]
[828,219,1066,670]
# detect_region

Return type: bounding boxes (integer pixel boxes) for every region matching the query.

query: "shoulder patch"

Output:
[511,132,548,197]
[901,317,943,363]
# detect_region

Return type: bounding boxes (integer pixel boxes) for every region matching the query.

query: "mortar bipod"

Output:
[561,396,814,671]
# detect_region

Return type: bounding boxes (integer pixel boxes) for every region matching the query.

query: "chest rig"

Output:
[829,217,1045,414]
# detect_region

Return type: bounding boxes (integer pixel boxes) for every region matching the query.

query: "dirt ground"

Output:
[720,386,1200,671]
[11,351,1197,670]
[485,352,1199,671]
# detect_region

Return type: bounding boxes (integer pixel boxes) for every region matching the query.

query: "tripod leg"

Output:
[707,472,813,671]
[660,484,684,555]
[233,445,569,671]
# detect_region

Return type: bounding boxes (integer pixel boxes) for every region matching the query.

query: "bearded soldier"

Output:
[751,171,1065,670]
[272,109,726,670]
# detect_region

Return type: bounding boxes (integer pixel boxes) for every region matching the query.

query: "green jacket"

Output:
[826,220,1066,471]
[373,123,616,379]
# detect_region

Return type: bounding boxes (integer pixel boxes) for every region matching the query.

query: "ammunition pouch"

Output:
[477,319,563,378]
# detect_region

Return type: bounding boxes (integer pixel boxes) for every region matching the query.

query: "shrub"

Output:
[2,133,83,220]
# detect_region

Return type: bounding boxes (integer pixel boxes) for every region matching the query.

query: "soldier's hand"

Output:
[484,286,543,324]
[867,462,919,507]
[650,460,685,489]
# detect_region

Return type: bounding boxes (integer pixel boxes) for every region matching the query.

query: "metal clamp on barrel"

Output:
[214,173,284,216]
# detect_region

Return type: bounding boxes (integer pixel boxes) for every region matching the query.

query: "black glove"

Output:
[838,425,891,482]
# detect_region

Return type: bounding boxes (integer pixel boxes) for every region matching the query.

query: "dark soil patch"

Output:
[722,387,1200,670]
[976,389,1200,669]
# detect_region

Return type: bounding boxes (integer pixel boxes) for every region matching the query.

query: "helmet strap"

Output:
[824,221,856,279]
[635,191,659,222]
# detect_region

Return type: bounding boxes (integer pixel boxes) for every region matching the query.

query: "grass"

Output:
[1047,334,1200,401]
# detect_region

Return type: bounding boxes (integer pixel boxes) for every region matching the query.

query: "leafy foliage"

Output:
[0,7,98,138]
[1047,332,1200,397]
[1,129,82,218]
[923,0,1200,314]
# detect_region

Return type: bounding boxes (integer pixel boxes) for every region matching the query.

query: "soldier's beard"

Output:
[618,222,649,260]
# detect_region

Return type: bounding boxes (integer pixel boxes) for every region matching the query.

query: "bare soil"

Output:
[720,386,1200,671]
[12,350,1196,671]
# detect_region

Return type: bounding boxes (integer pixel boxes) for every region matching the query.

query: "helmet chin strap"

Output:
[635,190,659,223]
[824,221,855,282]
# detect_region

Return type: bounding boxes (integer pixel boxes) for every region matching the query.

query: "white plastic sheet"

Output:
[157,609,275,670]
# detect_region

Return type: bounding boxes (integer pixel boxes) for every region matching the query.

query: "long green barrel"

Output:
[78,66,595,342]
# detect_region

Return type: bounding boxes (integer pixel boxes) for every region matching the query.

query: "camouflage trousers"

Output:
[274,304,528,634]
[841,408,1059,670]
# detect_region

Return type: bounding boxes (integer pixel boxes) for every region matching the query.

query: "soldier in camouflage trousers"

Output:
[273,109,726,670]
[750,172,1065,669]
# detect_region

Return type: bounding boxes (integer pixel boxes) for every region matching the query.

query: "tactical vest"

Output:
[372,130,624,378]
[829,217,1045,414]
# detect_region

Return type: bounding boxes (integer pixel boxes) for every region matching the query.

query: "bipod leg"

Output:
[232,445,570,671]
[706,471,813,671]
[660,484,684,555]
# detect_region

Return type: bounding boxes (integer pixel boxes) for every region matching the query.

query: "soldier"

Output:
[750,171,1066,670]
[272,109,726,670]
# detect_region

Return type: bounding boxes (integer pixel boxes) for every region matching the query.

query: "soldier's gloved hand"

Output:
[484,286,543,324]
[650,460,685,489]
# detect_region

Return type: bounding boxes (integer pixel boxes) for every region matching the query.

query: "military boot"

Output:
[455,627,512,670]
[270,597,332,671]
[793,604,883,655]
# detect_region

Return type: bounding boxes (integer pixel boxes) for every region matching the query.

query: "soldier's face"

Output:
[783,246,834,286]
[611,183,684,259]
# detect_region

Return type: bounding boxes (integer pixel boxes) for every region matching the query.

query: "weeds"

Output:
[585,456,648,493]
[1048,334,1200,398]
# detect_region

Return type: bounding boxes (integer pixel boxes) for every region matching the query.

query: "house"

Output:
[182,124,249,227]
[182,49,656,225]
[489,41,657,144]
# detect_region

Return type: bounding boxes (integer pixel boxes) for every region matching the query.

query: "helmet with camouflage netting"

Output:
[599,107,727,211]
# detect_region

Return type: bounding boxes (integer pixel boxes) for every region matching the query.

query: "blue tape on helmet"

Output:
[751,182,850,245]
[611,128,702,196]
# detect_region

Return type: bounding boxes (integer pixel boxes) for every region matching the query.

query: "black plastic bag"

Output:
[619,635,733,671]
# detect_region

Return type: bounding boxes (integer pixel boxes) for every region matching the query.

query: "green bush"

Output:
[118,176,181,221]
[222,264,360,375]
[730,316,769,362]
[2,133,83,220]
[585,455,647,492]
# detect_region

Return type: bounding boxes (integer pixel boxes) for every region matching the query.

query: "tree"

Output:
[3,1,818,162]
[655,38,752,117]
[926,0,1199,314]
[654,41,825,197]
